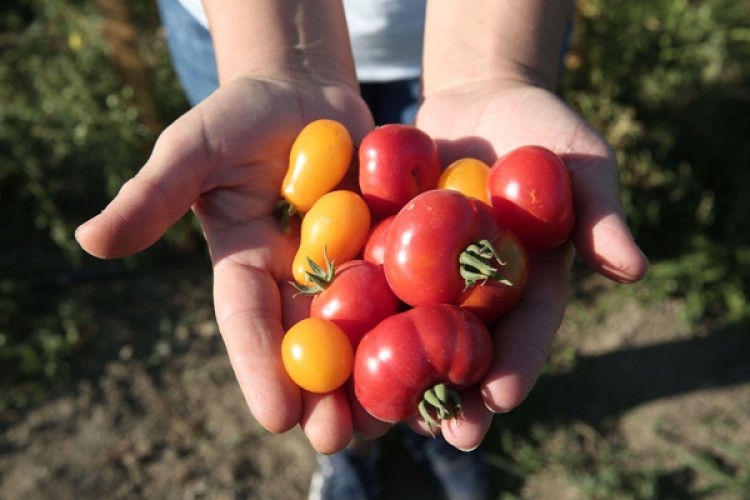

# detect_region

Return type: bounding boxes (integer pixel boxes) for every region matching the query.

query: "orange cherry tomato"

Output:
[292,190,371,285]
[282,317,354,393]
[438,158,491,205]
[281,119,354,213]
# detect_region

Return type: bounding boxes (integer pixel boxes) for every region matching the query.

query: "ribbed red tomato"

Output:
[353,304,492,427]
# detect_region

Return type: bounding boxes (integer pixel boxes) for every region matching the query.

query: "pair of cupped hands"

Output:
[76,73,648,454]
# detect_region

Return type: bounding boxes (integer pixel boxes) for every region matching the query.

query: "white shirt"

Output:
[176,0,425,82]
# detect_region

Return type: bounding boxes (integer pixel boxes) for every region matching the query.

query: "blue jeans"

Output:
[156,0,419,121]
[156,0,218,106]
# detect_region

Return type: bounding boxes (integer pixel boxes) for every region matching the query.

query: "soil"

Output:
[2,260,749,499]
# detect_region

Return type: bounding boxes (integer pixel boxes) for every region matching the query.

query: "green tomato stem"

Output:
[290,247,336,296]
[418,382,463,433]
[459,239,514,289]
[273,199,300,234]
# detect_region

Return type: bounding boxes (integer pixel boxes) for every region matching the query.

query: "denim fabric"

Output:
[360,79,420,125]
[156,0,218,106]
[155,0,420,120]
[399,428,493,500]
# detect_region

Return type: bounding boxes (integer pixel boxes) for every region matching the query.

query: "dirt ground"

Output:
[1,260,749,499]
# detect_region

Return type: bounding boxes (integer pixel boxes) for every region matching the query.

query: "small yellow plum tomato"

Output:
[281,119,354,214]
[281,317,354,393]
[292,189,371,285]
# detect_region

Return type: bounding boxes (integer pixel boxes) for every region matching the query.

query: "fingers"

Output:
[76,109,211,259]
[439,389,494,451]
[346,382,392,440]
[481,242,575,412]
[213,260,302,434]
[404,387,493,452]
[563,151,649,284]
[299,389,354,454]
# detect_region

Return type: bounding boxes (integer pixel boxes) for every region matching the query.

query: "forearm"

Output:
[203,0,357,87]
[423,0,574,94]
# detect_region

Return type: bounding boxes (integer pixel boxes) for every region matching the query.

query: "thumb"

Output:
[76,110,211,259]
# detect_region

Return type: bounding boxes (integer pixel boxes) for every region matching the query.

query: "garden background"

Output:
[1,0,749,498]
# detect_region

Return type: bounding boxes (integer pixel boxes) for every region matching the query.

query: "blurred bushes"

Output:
[561,0,750,323]
[0,0,190,272]
[0,0,190,408]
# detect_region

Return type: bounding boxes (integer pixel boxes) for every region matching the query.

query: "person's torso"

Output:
[176,0,425,82]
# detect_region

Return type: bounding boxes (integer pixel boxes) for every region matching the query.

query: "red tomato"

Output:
[383,190,525,316]
[453,199,529,322]
[309,259,400,348]
[457,231,528,322]
[383,189,476,306]
[358,124,441,220]
[353,304,493,426]
[362,215,395,266]
[487,145,574,252]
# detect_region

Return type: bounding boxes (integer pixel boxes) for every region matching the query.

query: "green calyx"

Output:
[418,382,463,432]
[273,199,300,234]
[291,247,335,296]
[459,239,514,289]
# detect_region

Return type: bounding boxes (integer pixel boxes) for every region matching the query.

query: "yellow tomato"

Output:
[282,317,353,393]
[438,158,491,205]
[281,119,354,213]
[292,190,371,285]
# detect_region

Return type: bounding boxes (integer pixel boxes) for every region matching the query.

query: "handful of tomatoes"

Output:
[277,119,574,430]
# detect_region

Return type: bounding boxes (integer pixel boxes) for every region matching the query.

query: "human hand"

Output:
[414,80,649,450]
[75,75,385,454]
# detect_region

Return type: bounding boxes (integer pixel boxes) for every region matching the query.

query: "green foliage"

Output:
[0,280,92,410]
[0,0,190,408]
[560,0,750,324]
[0,0,188,273]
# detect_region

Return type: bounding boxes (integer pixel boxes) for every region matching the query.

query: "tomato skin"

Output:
[487,145,574,252]
[438,158,491,205]
[382,189,480,306]
[358,124,441,220]
[353,304,492,423]
[281,119,354,213]
[282,317,353,393]
[453,199,528,322]
[310,260,400,348]
[292,190,371,285]
[362,215,395,266]
[458,229,528,323]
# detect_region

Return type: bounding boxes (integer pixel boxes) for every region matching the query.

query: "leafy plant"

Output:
[0,0,191,409]
[560,0,750,324]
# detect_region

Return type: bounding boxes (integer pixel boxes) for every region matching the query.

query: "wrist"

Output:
[422,0,573,96]
[203,0,358,89]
